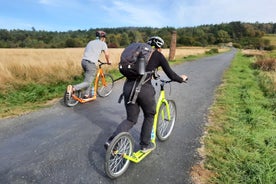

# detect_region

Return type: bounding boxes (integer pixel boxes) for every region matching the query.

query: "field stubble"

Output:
[0,47,220,91]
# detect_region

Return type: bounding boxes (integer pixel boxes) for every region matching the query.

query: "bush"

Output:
[253,57,276,71]
[233,43,242,48]
[205,48,219,54]
[264,45,275,51]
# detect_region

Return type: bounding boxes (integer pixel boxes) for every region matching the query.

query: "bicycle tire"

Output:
[156,100,177,141]
[63,90,81,107]
[97,73,114,97]
[104,132,134,179]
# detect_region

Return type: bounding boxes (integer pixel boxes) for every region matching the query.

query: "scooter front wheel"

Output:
[156,100,177,141]
[97,74,114,97]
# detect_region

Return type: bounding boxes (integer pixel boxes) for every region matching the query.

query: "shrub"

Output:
[264,45,275,51]
[233,43,242,48]
[205,48,219,54]
[253,57,276,71]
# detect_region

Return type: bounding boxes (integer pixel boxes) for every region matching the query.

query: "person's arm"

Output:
[102,41,111,64]
[103,50,110,64]
[159,52,187,82]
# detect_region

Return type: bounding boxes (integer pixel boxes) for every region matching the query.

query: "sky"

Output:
[0,0,276,32]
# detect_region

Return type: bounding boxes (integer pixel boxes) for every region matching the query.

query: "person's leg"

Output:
[138,84,156,147]
[111,103,140,138]
[73,60,96,96]
[110,81,140,138]
[105,81,140,149]
[83,62,96,96]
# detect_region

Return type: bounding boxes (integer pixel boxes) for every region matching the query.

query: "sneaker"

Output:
[83,94,93,99]
[104,137,113,150]
[66,85,73,96]
[104,141,110,150]
[141,142,156,153]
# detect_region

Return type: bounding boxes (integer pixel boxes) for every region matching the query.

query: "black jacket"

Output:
[146,50,183,83]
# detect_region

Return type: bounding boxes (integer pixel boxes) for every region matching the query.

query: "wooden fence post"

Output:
[169,31,177,61]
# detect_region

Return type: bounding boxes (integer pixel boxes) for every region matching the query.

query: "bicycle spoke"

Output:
[97,74,114,97]
[110,156,125,173]
[64,90,80,107]
[157,101,176,141]
[159,120,169,136]
[109,150,124,174]
[105,133,133,178]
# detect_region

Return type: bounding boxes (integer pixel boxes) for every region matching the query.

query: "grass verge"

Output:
[0,76,82,118]
[200,52,276,183]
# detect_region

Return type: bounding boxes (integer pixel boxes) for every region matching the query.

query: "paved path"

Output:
[0,49,236,184]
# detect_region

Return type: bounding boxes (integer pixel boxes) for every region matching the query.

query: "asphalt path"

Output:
[0,49,237,184]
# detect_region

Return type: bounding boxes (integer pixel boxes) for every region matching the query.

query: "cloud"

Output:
[38,0,84,9]
[101,1,170,27]
[38,0,58,6]
[165,0,276,27]
[1,0,275,31]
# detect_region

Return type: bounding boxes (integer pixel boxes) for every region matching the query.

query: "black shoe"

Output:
[141,142,156,153]
[104,137,113,150]
[83,95,92,99]
[104,141,110,150]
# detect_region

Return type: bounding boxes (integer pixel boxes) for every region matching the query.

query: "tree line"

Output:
[0,21,275,50]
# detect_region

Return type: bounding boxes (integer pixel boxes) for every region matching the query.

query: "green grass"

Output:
[205,52,276,183]
[0,76,83,118]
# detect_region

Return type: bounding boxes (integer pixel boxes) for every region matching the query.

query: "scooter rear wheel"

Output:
[63,90,81,107]
[104,132,134,179]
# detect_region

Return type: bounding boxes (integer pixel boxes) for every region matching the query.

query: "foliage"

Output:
[263,34,276,47]
[0,22,275,49]
[205,52,276,183]
[205,48,219,55]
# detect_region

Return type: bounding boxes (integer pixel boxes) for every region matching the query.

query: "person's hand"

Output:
[181,75,188,82]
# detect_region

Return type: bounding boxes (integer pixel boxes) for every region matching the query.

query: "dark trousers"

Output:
[112,80,156,146]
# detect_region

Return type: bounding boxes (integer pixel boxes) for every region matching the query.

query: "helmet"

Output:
[96,30,106,38]
[147,36,164,48]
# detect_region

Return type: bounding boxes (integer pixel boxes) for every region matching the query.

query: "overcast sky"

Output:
[1,0,275,31]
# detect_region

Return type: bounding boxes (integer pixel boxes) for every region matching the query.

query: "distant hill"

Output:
[0,21,275,50]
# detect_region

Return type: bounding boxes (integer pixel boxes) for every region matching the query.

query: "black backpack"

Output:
[119,42,153,80]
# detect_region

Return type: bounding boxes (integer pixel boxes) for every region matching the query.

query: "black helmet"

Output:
[96,30,106,38]
[147,36,164,48]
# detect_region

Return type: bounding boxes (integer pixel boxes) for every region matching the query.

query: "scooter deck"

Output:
[123,150,152,163]
[72,94,96,103]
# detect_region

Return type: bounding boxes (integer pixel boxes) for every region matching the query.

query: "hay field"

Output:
[0,47,224,91]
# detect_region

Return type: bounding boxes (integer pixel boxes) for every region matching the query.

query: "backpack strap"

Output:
[118,79,137,104]
[118,92,124,103]
[127,73,151,104]
[117,74,151,104]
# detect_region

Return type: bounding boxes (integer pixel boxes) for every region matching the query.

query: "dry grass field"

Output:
[0,47,227,91]
[241,49,276,87]
[241,49,267,56]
